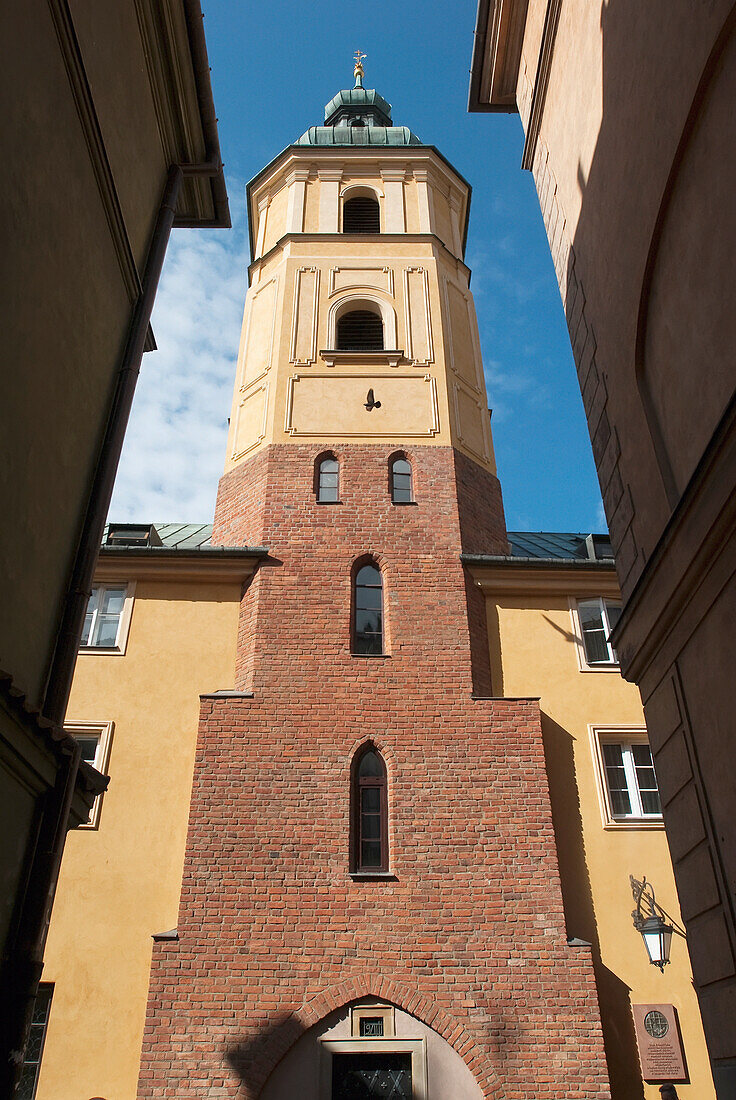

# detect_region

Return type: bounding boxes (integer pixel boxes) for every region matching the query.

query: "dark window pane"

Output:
[605,601,622,633]
[24,1030,42,1062]
[355,609,382,635]
[361,786,381,810]
[579,601,610,663]
[602,743,631,816]
[362,813,381,839]
[15,1066,36,1100]
[609,787,632,817]
[356,586,382,610]
[392,486,412,503]
[361,840,382,868]
[356,565,381,586]
[392,459,411,476]
[633,743,661,814]
[19,986,52,1100]
[640,789,662,815]
[76,737,99,765]
[321,458,338,473]
[358,752,383,779]
[31,989,52,1025]
[354,631,383,655]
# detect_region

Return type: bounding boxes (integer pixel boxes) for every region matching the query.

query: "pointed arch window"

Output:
[390,456,413,503]
[353,561,383,655]
[316,454,339,502]
[336,308,384,351]
[353,746,388,872]
[343,195,380,234]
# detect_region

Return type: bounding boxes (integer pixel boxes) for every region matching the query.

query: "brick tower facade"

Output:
[138,62,611,1099]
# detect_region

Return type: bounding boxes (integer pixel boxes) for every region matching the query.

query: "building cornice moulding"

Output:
[94,548,267,584]
[468,0,529,112]
[465,560,620,598]
[249,235,470,285]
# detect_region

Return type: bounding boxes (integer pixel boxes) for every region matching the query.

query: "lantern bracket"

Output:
[630,875,686,971]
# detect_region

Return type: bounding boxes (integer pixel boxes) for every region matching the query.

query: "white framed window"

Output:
[591,728,662,827]
[66,721,114,828]
[570,596,622,670]
[79,582,135,654]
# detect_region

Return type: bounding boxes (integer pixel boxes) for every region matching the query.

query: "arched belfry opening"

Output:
[343,194,380,233]
[336,307,384,351]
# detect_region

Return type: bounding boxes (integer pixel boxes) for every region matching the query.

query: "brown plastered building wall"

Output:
[137,442,611,1099]
[469,1,736,1087]
[0,0,228,1084]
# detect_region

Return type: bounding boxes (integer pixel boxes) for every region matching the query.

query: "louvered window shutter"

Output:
[336,311,384,351]
[343,196,380,233]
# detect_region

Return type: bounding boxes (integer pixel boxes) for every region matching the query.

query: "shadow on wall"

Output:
[540,712,644,1100]
[565,0,736,573]
[227,1012,306,1099]
[226,991,519,1098]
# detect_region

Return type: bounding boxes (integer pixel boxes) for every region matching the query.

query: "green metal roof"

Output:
[296,78,421,147]
[102,525,611,563]
[296,125,421,147]
[324,87,392,125]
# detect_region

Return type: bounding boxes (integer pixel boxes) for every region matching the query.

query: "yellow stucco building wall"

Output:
[475,564,714,1099]
[36,576,241,1100]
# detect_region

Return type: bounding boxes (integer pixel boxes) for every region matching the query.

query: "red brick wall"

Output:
[138,445,610,1098]
[212,445,507,695]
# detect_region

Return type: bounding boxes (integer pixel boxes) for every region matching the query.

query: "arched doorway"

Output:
[260,998,483,1100]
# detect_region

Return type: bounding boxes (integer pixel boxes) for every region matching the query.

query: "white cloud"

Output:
[108,188,248,523]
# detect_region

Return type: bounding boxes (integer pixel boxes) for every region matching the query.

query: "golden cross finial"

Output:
[353,49,366,85]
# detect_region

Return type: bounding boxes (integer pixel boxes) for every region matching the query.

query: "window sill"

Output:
[350,872,397,881]
[604,818,664,830]
[579,663,621,673]
[78,646,124,657]
[392,500,417,506]
[315,499,343,505]
[350,653,391,659]
[320,349,404,368]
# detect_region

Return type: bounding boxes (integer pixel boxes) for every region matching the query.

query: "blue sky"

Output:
[109,0,605,534]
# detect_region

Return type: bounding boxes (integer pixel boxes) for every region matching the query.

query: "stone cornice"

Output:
[94,547,267,584]
[249,233,471,285]
[246,145,472,263]
[464,558,620,597]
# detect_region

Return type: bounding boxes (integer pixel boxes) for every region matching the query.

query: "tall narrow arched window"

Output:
[353,746,388,872]
[316,455,339,502]
[343,195,380,234]
[390,456,413,503]
[353,561,383,655]
[336,309,384,351]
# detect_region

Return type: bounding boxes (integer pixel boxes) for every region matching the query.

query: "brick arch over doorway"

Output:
[247,973,506,1100]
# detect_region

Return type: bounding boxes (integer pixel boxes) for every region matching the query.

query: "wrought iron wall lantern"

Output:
[630,875,687,971]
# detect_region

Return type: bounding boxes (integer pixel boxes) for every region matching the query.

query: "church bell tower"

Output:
[138,58,610,1100]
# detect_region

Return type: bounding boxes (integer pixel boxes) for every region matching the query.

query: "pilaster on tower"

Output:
[218,73,503,509]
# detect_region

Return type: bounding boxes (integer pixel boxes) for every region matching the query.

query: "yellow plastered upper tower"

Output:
[224,56,497,475]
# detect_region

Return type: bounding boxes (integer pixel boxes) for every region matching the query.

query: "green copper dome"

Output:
[296,69,422,147]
